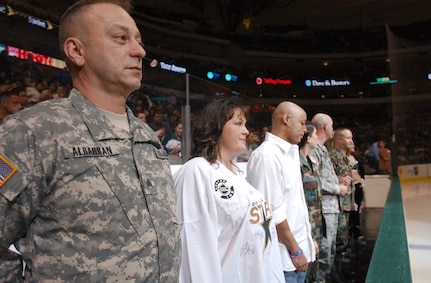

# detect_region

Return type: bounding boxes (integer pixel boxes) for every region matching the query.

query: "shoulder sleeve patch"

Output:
[0,155,18,188]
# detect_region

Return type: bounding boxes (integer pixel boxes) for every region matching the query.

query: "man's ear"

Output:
[282,114,290,125]
[63,37,85,67]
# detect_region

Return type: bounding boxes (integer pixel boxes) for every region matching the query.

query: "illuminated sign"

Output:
[369,77,398,85]
[225,74,238,82]
[256,77,292,85]
[305,79,351,87]
[160,62,186,73]
[207,71,220,80]
[0,4,53,30]
[207,71,238,82]
[28,16,52,29]
[7,45,66,69]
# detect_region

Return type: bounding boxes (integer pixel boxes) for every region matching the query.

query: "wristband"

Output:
[289,248,303,258]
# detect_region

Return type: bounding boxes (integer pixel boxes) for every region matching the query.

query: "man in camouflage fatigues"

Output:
[329,128,355,277]
[0,0,179,281]
[309,114,348,282]
[0,90,180,282]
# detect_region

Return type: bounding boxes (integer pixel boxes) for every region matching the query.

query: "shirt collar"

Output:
[265,132,298,155]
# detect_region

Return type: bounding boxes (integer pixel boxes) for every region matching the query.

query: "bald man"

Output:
[308,113,348,282]
[248,101,316,283]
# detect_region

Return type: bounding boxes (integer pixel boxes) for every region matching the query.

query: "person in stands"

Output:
[378,139,392,175]
[162,119,183,164]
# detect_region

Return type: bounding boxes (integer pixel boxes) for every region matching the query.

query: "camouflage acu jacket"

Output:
[300,154,323,240]
[0,90,179,282]
[329,148,355,212]
[308,143,340,214]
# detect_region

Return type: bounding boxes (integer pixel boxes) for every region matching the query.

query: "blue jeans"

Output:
[284,270,306,283]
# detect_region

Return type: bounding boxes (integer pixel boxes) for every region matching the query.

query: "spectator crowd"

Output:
[1,47,430,168]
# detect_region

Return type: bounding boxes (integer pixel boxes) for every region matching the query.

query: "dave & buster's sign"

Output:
[305,79,351,87]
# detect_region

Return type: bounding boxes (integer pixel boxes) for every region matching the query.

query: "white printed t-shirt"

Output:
[174,157,284,283]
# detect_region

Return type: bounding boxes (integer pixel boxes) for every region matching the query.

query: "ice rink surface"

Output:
[401,179,431,283]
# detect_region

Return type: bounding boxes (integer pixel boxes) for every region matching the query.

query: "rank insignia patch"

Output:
[0,155,18,187]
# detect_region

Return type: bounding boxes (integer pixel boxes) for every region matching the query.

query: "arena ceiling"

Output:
[10,0,431,34]
[134,0,431,32]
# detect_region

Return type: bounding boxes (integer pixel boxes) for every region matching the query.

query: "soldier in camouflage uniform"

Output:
[329,128,355,276]
[299,122,325,283]
[309,114,349,282]
[0,0,179,281]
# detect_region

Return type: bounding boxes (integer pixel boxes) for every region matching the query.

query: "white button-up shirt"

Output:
[247,132,316,271]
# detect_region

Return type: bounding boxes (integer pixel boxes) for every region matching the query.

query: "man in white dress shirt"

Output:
[247,101,316,283]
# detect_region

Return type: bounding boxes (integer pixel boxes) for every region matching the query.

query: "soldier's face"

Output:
[78,3,146,96]
[341,130,354,151]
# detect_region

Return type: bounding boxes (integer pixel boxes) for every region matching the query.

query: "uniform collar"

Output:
[332,148,350,164]
[69,89,160,145]
[299,153,308,164]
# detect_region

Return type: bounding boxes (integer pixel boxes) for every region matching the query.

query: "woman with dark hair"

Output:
[298,122,325,283]
[174,99,284,283]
